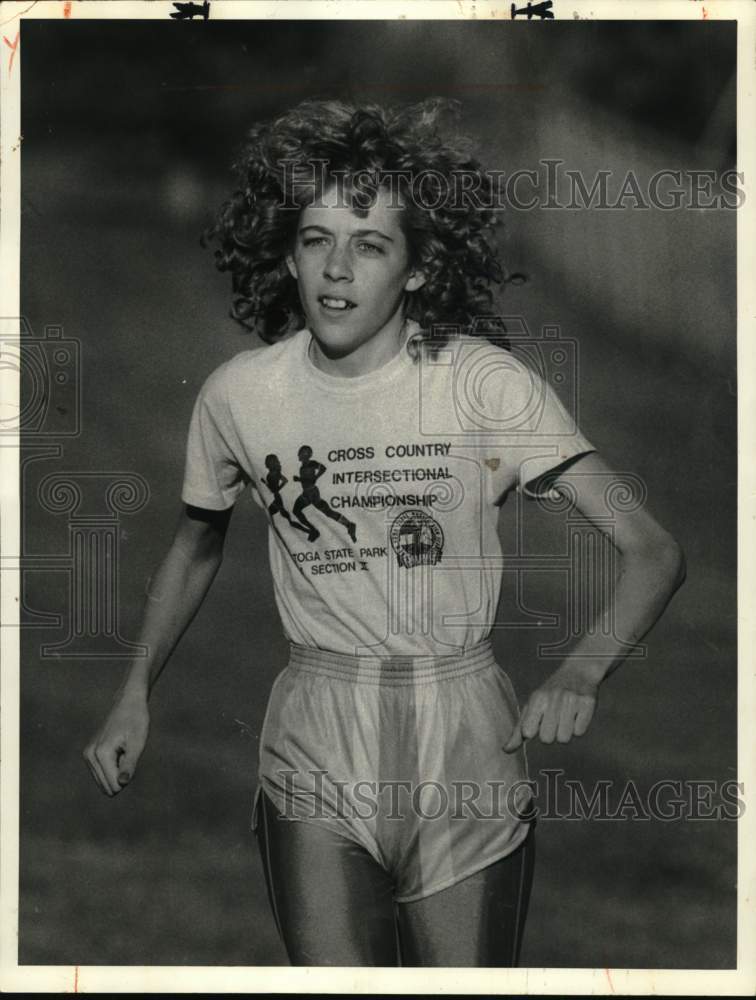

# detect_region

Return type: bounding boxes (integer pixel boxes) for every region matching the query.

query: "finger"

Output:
[84,750,113,797]
[83,751,104,793]
[538,696,561,744]
[520,694,547,742]
[556,693,578,743]
[117,746,140,787]
[573,696,596,737]
[94,744,123,796]
[503,720,523,753]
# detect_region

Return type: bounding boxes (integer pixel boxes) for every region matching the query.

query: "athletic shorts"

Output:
[251,640,533,903]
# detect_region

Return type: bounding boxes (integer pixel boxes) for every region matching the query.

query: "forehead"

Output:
[299,183,405,238]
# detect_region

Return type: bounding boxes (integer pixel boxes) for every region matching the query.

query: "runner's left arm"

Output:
[504,451,686,750]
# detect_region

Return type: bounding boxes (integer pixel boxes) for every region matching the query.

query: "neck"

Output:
[309,315,409,378]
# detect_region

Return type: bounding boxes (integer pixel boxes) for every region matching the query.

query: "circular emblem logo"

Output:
[389,510,444,569]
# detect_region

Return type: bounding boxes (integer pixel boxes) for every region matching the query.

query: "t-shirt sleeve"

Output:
[181,362,250,510]
[491,357,596,502]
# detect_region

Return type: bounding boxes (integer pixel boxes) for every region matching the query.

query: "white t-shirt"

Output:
[181,321,596,657]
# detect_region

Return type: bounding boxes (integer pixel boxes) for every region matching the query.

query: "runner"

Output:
[261,453,309,535]
[83,97,686,967]
[291,445,357,544]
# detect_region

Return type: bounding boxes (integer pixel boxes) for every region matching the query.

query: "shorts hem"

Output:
[392,821,533,904]
[253,785,386,870]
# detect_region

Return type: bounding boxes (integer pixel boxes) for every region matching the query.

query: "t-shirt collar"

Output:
[301,318,421,394]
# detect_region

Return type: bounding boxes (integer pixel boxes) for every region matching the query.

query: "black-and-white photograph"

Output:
[1,0,753,990]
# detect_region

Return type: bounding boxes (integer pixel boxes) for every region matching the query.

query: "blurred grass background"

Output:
[18,19,736,966]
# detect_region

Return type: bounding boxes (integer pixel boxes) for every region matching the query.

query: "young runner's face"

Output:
[286,183,425,368]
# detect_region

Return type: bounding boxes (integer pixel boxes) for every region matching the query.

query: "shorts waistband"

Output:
[286,639,496,685]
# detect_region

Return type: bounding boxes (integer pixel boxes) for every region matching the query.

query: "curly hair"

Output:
[202,97,520,346]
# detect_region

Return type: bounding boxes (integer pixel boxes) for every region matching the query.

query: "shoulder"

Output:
[421,331,529,367]
[420,331,538,391]
[423,333,560,433]
[197,329,308,402]
[412,329,539,390]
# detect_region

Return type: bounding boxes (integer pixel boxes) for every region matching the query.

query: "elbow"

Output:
[649,533,687,592]
[651,537,688,591]
[622,533,687,591]
[664,537,687,591]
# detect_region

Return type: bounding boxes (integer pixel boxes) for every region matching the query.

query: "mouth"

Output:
[318,295,357,312]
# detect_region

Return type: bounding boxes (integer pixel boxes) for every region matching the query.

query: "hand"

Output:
[504,662,599,752]
[83,694,150,796]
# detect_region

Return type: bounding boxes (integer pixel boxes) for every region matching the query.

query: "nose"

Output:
[323,242,353,282]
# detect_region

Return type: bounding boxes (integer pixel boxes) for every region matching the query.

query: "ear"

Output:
[285,253,298,280]
[404,268,427,293]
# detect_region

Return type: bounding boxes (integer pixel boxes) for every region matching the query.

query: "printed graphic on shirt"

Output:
[291,445,357,544]
[260,454,309,537]
[389,510,444,569]
[258,439,459,578]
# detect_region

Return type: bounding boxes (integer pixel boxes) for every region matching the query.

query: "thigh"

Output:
[255,790,400,967]
[395,824,536,968]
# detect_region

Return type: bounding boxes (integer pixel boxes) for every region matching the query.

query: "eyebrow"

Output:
[298,224,394,243]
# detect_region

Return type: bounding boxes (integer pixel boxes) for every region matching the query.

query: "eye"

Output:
[357,242,384,254]
[302,236,329,248]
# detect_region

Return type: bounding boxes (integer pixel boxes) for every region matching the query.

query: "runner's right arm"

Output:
[82,503,233,797]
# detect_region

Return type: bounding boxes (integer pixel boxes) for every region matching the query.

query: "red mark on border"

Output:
[605,967,615,993]
[3,30,19,77]
[63,1,72,16]
[73,965,79,992]
[702,6,708,16]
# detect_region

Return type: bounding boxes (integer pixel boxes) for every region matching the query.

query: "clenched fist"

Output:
[83,694,150,796]
[504,662,599,751]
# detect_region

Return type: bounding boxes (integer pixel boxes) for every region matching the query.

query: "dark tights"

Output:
[255,790,535,967]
